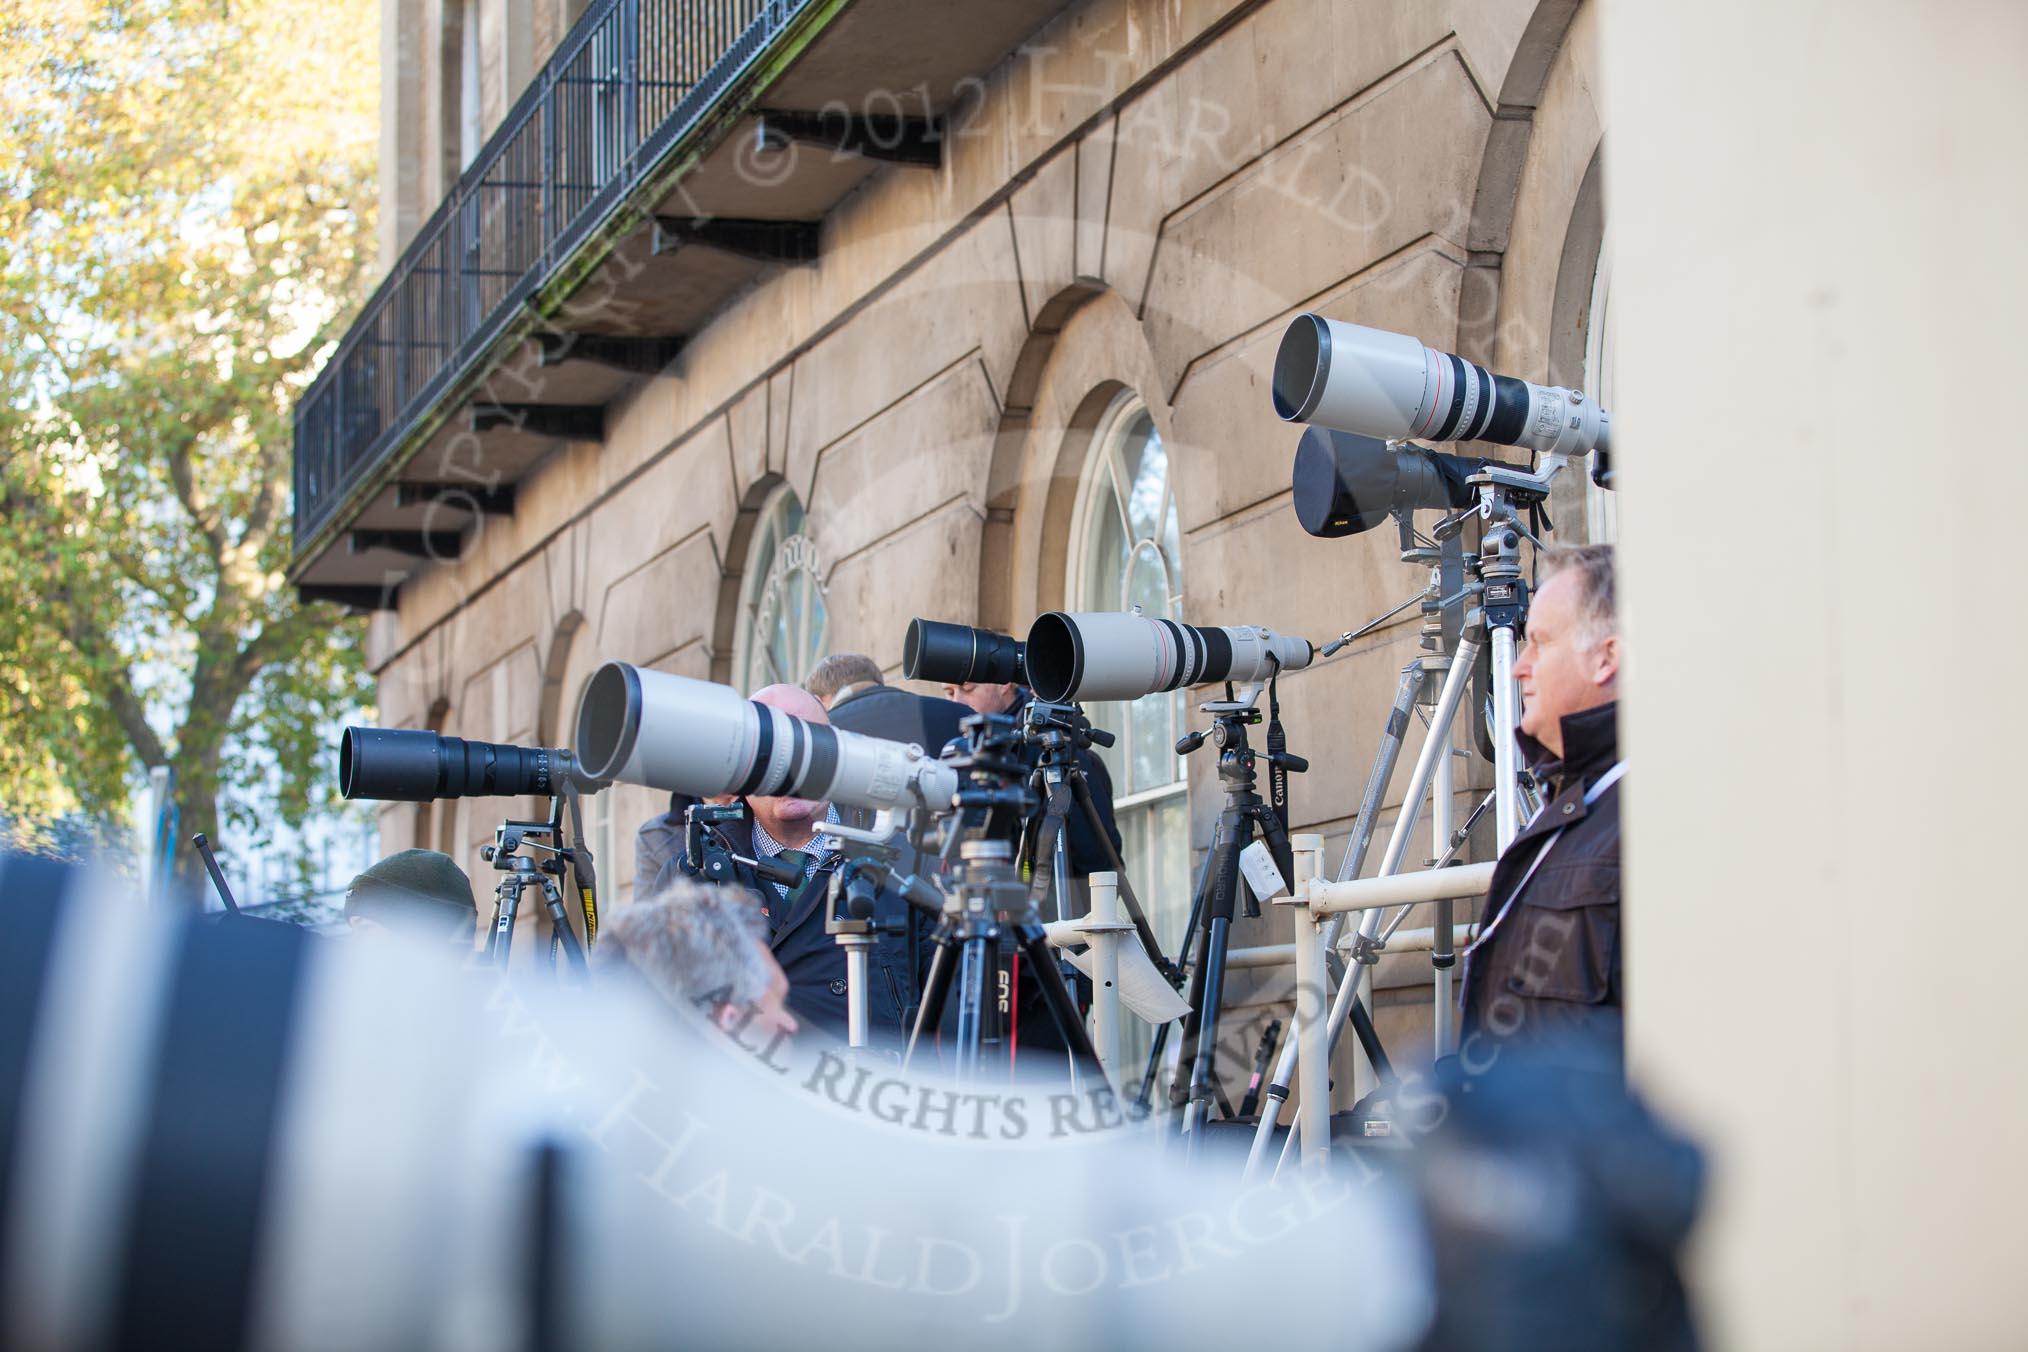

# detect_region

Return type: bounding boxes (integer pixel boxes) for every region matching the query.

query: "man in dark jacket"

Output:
[1460,544,1625,1073]
[806,652,971,757]
[648,682,929,1045]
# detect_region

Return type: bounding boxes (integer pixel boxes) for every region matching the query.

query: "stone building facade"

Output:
[332,0,1615,1086]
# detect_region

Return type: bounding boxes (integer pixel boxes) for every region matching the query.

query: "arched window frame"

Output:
[730,483,828,695]
[1065,392,1192,952]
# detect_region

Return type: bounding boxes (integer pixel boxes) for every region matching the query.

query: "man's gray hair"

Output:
[804,652,884,704]
[593,879,774,1013]
[1539,543,1617,653]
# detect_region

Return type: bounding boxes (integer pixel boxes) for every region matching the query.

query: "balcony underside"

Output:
[294,0,1075,606]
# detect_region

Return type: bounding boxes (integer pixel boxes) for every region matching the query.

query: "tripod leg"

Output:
[904,929,958,1071]
[1167,919,1214,1111]
[1012,923,1107,1083]
[1182,915,1234,1144]
[1182,810,1250,1133]
[1066,769,1172,978]
[541,882,587,976]
[1136,842,1216,1112]
[954,936,992,1081]
[1490,624,1523,851]
[492,881,521,969]
[1247,663,1426,1176]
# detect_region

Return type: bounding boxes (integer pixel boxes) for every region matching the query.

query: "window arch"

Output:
[1068,394,1192,953]
[731,484,828,694]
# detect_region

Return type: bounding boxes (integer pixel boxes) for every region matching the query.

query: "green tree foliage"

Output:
[0,0,378,875]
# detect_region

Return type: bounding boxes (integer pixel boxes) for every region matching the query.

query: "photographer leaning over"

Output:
[645,682,928,1046]
[1459,544,1625,1074]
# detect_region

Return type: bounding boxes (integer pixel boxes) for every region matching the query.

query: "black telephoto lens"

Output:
[339,727,566,802]
[1290,427,1488,539]
[902,619,1026,687]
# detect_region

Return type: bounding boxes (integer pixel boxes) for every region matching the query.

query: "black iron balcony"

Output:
[293,0,816,556]
[290,0,1077,608]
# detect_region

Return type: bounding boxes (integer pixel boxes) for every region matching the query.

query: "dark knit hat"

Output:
[344,849,477,940]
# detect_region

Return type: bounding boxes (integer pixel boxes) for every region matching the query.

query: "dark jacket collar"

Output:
[827,682,887,712]
[1518,700,1620,791]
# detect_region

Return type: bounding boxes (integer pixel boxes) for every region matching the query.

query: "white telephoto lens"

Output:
[1025,613,1313,704]
[1272,314,1610,459]
[574,663,958,812]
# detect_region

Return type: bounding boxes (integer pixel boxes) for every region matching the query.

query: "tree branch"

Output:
[50,587,167,769]
[164,423,229,558]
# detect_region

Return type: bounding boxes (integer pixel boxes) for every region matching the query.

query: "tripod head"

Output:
[481,819,569,877]
[1174,682,1310,778]
[824,819,944,937]
[932,712,1038,859]
[1019,699,1116,763]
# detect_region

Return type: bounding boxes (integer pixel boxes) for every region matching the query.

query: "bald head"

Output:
[747,682,831,847]
[752,682,828,725]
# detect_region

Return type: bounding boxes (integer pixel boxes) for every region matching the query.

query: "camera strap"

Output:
[561,782,599,947]
[1024,778,1073,915]
[1265,669,1291,836]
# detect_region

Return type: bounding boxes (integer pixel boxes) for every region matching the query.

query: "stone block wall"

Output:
[368,0,1613,1089]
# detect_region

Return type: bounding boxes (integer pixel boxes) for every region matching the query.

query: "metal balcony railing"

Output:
[293,0,811,551]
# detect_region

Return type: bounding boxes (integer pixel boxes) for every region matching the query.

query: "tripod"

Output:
[902,720,1107,1083]
[1019,701,1181,974]
[904,836,1107,1083]
[1147,679,1325,1145]
[1244,466,1551,1177]
[483,819,588,975]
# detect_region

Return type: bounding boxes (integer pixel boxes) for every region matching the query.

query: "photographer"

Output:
[344,849,478,947]
[806,651,970,755]
[646,683,929,1046]
[593,879,798,1041]
[1459,544,1625,1072]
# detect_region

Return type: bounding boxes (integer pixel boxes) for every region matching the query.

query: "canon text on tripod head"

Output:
[1023,612,1314,704]
[574,662,960,814]
[1272,314,1612,463]
[901,618,1026,688]
[339,727,605,802]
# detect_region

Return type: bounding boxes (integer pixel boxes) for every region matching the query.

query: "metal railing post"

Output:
[1085,871,1125,1091]
[1288,835,1331,1172]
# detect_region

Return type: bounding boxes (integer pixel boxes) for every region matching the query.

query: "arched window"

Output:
[1069,396,1192,953]
[732,485,828,694]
